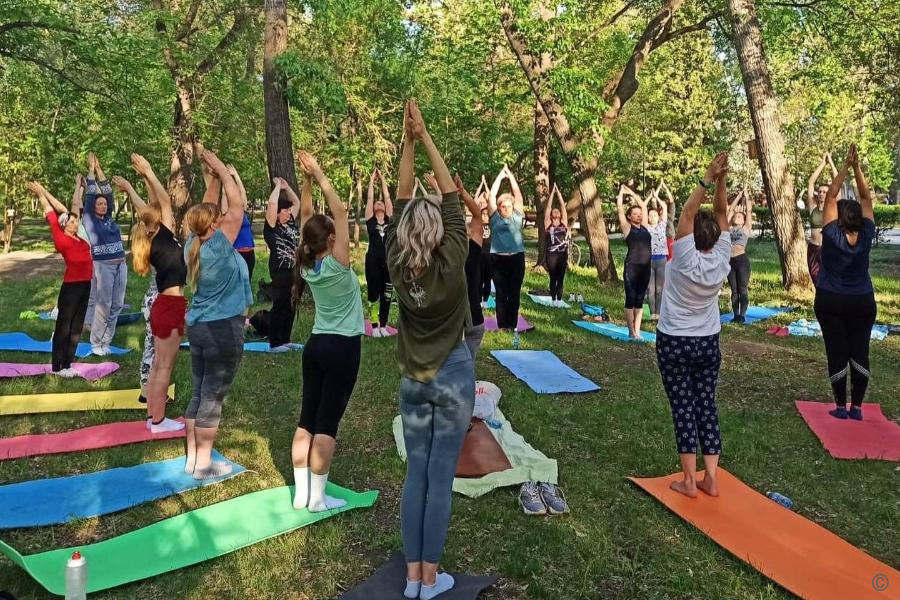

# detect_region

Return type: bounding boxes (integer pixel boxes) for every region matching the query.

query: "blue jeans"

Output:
[400,342,475,563]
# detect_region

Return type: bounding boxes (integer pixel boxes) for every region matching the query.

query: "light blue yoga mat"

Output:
[38,311,143,325]
[527,293,570,308]
[484,296,496,310]
[180,341,303,353]
[490,350,599,394]
[573,320,656,343]
[720,306,792,325]
[0,332,130,357]
[0,451,244,529]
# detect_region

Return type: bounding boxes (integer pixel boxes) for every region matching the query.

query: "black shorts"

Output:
[299,333,362,438]
[623,263,651,309]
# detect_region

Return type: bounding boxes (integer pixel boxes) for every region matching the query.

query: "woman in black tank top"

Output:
[364,168,394,337]
[616,184,652,340]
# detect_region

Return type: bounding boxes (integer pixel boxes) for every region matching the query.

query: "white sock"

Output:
[146,417,152,431]
[184,454,195,474]
[419,573,455,600]
[404,579,421,599]
[293,467,310,509]
[149,417,185,434]
[307,472,347,512]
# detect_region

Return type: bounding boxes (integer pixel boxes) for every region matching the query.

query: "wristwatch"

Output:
[698,178,713,190]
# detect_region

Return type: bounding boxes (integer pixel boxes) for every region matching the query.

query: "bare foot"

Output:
[670,479,698,498]
[698,477,719,497]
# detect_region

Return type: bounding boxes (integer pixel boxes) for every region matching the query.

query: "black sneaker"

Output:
[848,406,863,421]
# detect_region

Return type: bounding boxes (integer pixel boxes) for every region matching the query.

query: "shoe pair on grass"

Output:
[519,481,568,516]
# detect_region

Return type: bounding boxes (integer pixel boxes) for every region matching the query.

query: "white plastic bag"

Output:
[473,380,501,420]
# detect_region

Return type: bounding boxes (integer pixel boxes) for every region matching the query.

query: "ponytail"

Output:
[293,214,335,304]
[131,203,162,276]
[184,203,221,293]
[187,238,203,293]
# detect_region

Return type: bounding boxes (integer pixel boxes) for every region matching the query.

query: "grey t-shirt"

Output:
[658,233,732,337]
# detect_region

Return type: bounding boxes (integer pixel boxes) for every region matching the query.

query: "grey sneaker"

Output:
[539,483,569,515]
[519,481,547,516]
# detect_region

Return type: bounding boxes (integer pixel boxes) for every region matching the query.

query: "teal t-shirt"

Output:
[301,254,365,337]
[490,211,525,253]
[185,230,253,326]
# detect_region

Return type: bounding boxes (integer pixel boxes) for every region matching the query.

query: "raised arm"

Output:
[280,177,301,219]
[71,175,85,215]
[807,154,828,204]
[714,158,730,233]
[743,192,754,235]
[506,167,525,213]
[201,151,244,243]
[423,172,441,196]
[823,146,854,227]
[265,179,284,227]
[228,165,248,207]
[380,170,393,217]
[727,190,743,221]
[851,149,874,221]
[365,170,377,220]
[616,185,632,237]
[130,154,173,227]
[92,153,107,182]
[406,100,454,195]
[299,172,314,229]
[201,161,222,207]
[298,150,350,267]
[556,186,568,226]
[676,153,727,239]
[397,122,415,200]
[488,170,504,215]
[456,175,483,244]
[658,190,667,225]
[543,185,554,229]
[111,176,147,213]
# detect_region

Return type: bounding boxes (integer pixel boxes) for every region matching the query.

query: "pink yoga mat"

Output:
[363,320,398,337]
[0,362,120,382]
[795,401,900,461]
[484,315,533,333]
[0,418,185,461]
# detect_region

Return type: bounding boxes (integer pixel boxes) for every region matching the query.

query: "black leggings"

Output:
[623,263,651,309]
[268,270,294,347]
[299,333,362,438]
[547,251,568,301]
[491,253,525,330]
[238,250,256,281]
[727,253,751,318]
[479,253,492,302]
[814,289,876,407]
[365,254,393,327]
[52,281,91,371]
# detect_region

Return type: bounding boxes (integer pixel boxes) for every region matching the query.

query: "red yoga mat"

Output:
[795,401,900,461]
[631,469,900,600]
[0,418,186,461]
[363,320,398,337]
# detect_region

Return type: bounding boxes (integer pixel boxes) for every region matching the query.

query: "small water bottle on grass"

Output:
[766,491,793,509]
[65,551,87,600]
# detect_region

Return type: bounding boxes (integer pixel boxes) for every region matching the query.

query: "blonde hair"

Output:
[395,196,443,273]
[184,203,220,292]
[131,203,162,276]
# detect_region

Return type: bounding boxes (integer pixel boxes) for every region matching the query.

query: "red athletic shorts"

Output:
[666,237,674,261]
[150,294,187,338]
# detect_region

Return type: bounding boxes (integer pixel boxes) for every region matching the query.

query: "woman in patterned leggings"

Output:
[656,153,732,498]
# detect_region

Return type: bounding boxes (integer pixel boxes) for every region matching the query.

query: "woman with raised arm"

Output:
[660,180,676,260]
[725,191,754,323]
[656,153,732,499]
[231,167,257,280]
[82,152,127,356]
[645,186,669,320]
[616,184,651,339]
[457,175,487,360]
[182,151,253,479]
[27,179,92,377]
[806,153,838,285]
[364,168,395,337]
[386,101,474,600]
[263,177,301,351]
[544,184,570,307]
[124,154,187,434]
[815,145,877,421]
[475,177,493,307]
[488,165,526,346]
[288,151,364,512]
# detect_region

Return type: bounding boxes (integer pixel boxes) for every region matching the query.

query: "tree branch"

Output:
[0,20,78,36]
[564,0,639,59]
[175,0,204,41]
[195,11,250,75]
[0,50,113,100]
[652,11,722,49]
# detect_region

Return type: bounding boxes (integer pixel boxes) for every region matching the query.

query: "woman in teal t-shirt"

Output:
[488,165,526,346]
[290,151,364,513]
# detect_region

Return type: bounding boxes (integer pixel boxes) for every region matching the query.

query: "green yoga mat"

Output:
[0,483,378,596]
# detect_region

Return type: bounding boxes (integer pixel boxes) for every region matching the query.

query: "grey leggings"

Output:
[400,342,475,563]
[186,315,245,428]
[647,257,667,315]
[87,260,127,349]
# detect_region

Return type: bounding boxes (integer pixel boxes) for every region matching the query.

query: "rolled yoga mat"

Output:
[0,418,186,461]
[490,350,599,394]
[572,320,656,343]
[0,450,244,529]
[630,469,900,600]
[0,361,119,381]
[0,332,130,357]
[0,384,172,416]
[795,401,900,461]
[0,483,378,596]
[720,306,792,325]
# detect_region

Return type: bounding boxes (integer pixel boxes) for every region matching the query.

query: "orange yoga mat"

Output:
[630,469,900,599]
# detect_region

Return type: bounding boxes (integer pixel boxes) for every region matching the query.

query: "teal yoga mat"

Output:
[572,320,656,343]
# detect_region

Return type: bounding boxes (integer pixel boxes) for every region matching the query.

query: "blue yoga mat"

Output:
[0,332,130,357]
[180,341,303,353]
[720,306,792,325]
[0,451,244,529]
[39,311,143,325]
[490,350,600,394]
[573,320,656,343]
[580,303,606,317]
[484,296,496,310]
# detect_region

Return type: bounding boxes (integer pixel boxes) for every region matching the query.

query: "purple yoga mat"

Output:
[483,315,533,333]
[0,362,120,382]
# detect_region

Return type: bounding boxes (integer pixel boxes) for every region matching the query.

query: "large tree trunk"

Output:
[168,82,198,222]
[891,132,900,204]
[263,0,299,192]
[727,0,810,290]
[534,100,551,269]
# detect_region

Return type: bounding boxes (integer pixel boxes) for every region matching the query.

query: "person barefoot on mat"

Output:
[814,145,876,421]
[290,151,365,512]
[488,165,526,346]
[27,179,92,378]
[616,184,651,339]
[387,100,474,600]
[544,184,570,307]
[183,152,253,479]
[656,153,732,498]
[726,190,753,323]
[364,168,395,337]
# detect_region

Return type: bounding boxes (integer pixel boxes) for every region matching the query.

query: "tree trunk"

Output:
[263,0,299,192]
[168,82,198,224]
[727,0,810,290]
[534,100,551,269]
[891,132,900,204]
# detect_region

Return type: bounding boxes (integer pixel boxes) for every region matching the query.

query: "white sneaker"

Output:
[480,301,487,309]
[54,367,78,378]
[568,294,576,302]
[371,327,382,338]
[268,344,291,353]
[379,327,391,337]
[149,417,185,434]
[577,294,584,302]
[91,346,108,356]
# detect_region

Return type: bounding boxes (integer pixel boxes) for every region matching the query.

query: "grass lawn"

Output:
[0,229,898,599]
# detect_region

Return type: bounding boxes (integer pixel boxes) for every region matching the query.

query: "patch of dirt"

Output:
[0,250,63,280]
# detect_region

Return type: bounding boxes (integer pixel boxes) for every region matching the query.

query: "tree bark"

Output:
[168,81,198,219]
[534,100,551,269]
[263,0,299,192]
[727,0,810,290]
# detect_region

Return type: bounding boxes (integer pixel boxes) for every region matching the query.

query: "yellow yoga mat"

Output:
[0,385,174,416]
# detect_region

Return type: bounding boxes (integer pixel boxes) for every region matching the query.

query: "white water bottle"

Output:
[65,551,87,600]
